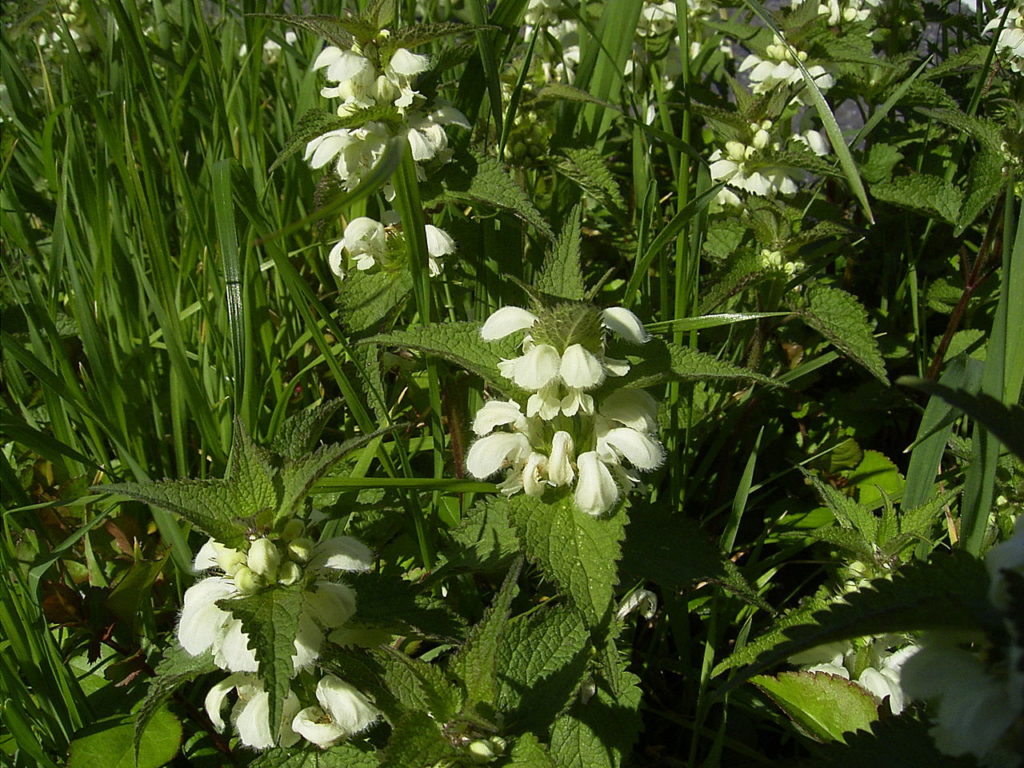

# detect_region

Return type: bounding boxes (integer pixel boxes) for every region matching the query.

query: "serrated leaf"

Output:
[713,553,992,683]
[497,604,590,732]
[70,709,181,768]
[252,14,361,49]
[915,108,1003,153]
[505,494,626,624]
[871,174,963,225]
[548,641,641,768]
[806,471,879,541]
[898,488,959,542]
[99,478,247,549]
[272,400,344,460]
[811,715,979,768]
[799,526,875,562]
[270,105,400,174]
[858,143,903,185]
[228,420,279,527]
[384,21,497,51]
[450,558,522,717]
[620,506,769,610]
[277,443,348,522]
[956,149,1008,235]
[796,286,887,384]
[382,711,455,768]
[535,204,586,301]
[446,497,521,571]
[624,337,781,390]
[134,646,216,758]
[219,585,304,735]
[556,149,625,213]
[337,269,413,332]
[346,570,465,639]
[752,671,878,743]
[372,647,463,721]
[249,744,381,768]
[509,733,556,767]
[365,322,522,397]
[424,152,554,239]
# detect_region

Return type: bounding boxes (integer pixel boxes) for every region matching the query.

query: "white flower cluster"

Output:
[902,517,1024,766]
[467,305,664,516]
[739,35,834,96]
[708,121,829,206]
[177,524,381,749]
[238,30,297,63]
[303,36,470,190]
[328,212,455,280]
[792,636,919,714]
[793,0,881,25]
[985,5,1024,74]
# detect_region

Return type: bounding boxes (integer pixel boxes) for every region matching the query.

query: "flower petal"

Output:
[548,431,576,486]
[600,427,665,470]
[177,577,236,656]
[599,389,659,433]
[317,675,380,736]
[472,400,523,436]
[510,344,562,390]
[480,306,538,340]
[574,451,619,516]
[601,307,650,344]
[466,432,531,479]
[308,536,374,573]
[305,581,357,629]
[560,344,605,389]
[292,706,346,749]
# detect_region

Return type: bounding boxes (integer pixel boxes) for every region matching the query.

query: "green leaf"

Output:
[548,640,641,768]
[497,604,591,733]
[70,709,181,768]
[846,450,904,509]
[858,143,903,185]
[796,286,887,384]
[219,585,304,735]
[347,570,465,639]
[269,105,400,174]
[271,400,344,461]
[105,556,167,629]
[508,733,557,767]
[624,337,781,390]
[535,204,586,301]
[870,175,963,225]
[505,494,626,624]
[371,647,463,721]
[424,152,554,240]
[713,553,992,683]
[134,646,216,759]
[276,443,349,522]
[805,471,879,541]
[365,322,522,397]
[446,497,521,571]
[337,269,414,332]
[450,558,522,717]
[385,21,498,51]
[752,671,879,743]
[99,478,248,549]
[800,527,875,562]
[382,711,455,768]
[249,744,381,768]
[811,716,979,768]
[227,419,279,528]
[253,13,371,48]
[955,149,1006,235]
[556,149,625,213]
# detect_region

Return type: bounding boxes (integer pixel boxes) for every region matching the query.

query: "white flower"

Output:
[575,451,620,516]
[304,123,390,191]
[498,340,563,390]
[598,389,659,433]
[466,432,533,479]
[597,426,665,471]
[178,534,373,674]
[739,36,834,95]
[480,306,538,340]
[984,7,1024,73]
[793,128,830,157]
[560,344,606,388]
[548,431,576,486]
[472,400,527,436]
[205,673,302,750]
[524,0,562,26]
[601,307,651,344]
[986,515,1024,612]
[292,675,379,748]
[424,225,455,276]
[638,1,677,36]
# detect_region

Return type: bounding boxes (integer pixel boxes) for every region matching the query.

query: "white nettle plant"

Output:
[467,304,664,516]
[739,35,834,96]
[327,213,455,280]
[303,34,470,190]
[177,525,382,749]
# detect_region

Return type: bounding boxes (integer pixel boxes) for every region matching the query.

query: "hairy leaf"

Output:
[385,22,498,51]
[249,745,381,768]
[752,671,878,743]
[535,204,586,301]
[446,497,521,571]
[372,647,463,721]
[450,558,522,717]
[624,337,781,390]
[806,472,879,541]
[556,149,625,213]
[271,400,344,460]
[337,269,414,332]
[365,322,523,397]
[956,149,1006,235]
[227,421,279,528]
[870,175,963,225]
[134,646,216,758]
[382,711,455,768]
[505,494,626,624]
[219,586,304,734]
[497,604,591,732]
[509,733,557,767]
[796,286,887,384]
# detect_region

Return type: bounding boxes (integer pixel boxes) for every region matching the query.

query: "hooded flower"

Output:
[205,673,302,750]
[291,674,380,748]
[739,35,834,96]
[177,533,372,673]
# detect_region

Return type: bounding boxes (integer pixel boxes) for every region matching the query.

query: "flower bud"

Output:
[234,566,261,594]
[247,538,281,579]
[277,561,303,586]
[281,519,305,542]
[217,548,247,576]
[467,740,498,763]
[288,537,314,563]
